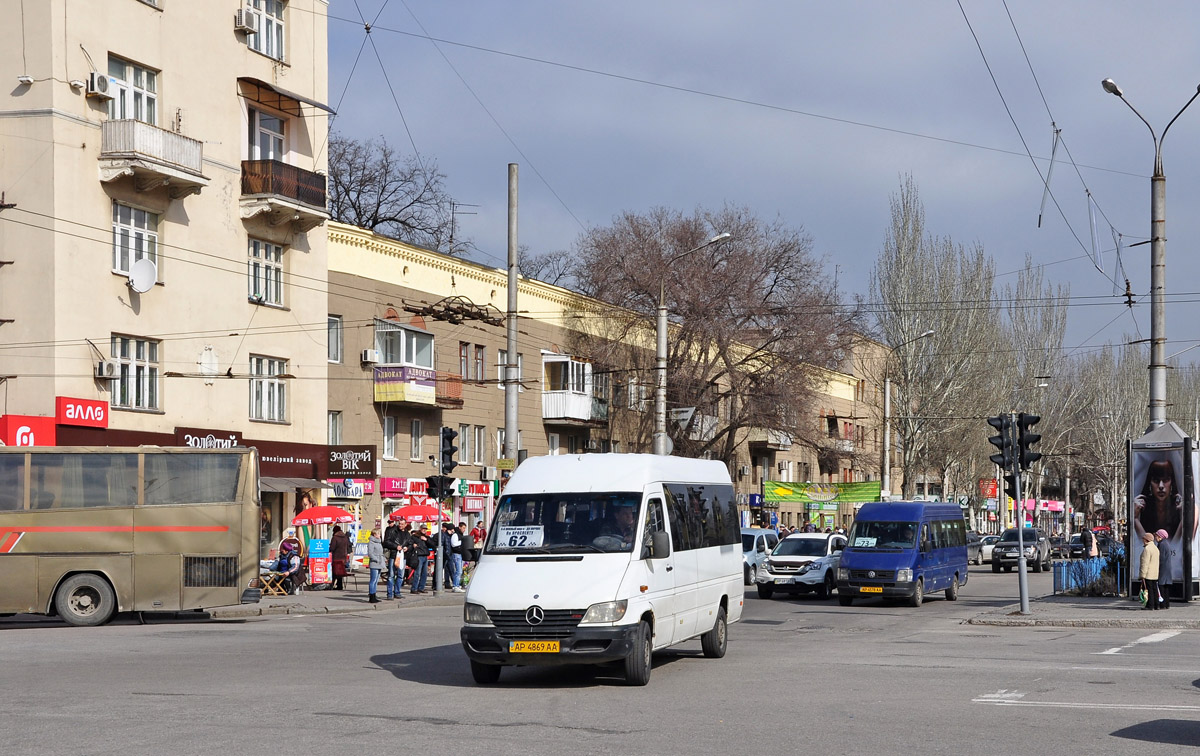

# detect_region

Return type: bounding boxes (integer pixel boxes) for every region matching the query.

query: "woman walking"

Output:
[1139,531,1160,611]
[1155,528,1173,609]
[367,530,384,604]
[329,525,351,591]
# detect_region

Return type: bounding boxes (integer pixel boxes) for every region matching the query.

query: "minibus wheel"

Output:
[469,660,501,685]
[55,573,116,627]
[701,607,727,658]
[624,621,652,686]
[945,575,959,601]
[909,579,924,607]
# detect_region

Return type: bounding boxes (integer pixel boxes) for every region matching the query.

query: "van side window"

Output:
[643,498,666,558]
[663,486,691,552]
[662,483,738,551]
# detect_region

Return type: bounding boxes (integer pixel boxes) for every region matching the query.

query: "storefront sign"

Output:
[372,366,436,405]
[462,496,487,512]
[495,458,516,471]
[175,427,243,449]
[0,415,56,446]
[324,445,377,478]
[764,480,883,504]
[978,478,998,498]
[380,477,428,496]
[329,479,375,499]
[55,396,108,428]
[307,538,331,585]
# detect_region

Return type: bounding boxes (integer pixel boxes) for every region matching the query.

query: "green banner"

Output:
[763,480,882,504]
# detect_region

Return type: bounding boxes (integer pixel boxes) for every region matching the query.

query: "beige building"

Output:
[0,1,332,549]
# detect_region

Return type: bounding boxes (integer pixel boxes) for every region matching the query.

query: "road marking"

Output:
[976,689,1025,702]
[1096,630,1180,655]
[973,698,1200,712]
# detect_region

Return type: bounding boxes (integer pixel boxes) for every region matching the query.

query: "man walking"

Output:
[382,518,403,600]
[409,527,430,594]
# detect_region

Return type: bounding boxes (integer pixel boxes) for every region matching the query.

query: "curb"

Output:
[209,593,464,619]
[968,616,1200,629]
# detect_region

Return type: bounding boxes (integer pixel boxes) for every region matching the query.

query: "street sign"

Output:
[496,458,516,471]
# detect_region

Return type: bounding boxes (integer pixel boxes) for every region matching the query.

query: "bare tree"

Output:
[327,132,463,253]
[568,205,860,462]
[518,247,575,288]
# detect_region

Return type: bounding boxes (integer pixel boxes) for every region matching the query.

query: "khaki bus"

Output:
[0,446,263,626]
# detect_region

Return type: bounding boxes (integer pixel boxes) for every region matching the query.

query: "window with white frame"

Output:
[374,320,433,368]
[409,419,422,460]
[547,432,560,456]
[474,426,485,464]
[245,0,286,61]
[497,428,521,458]
[111,202,158,275]
[327,316,343,363]
[459,424,471,465]
[497,350,523,391]
[459,342,470,379]
[544,358,587,393]
[110,334,159,410]
[247,238,283,306]
[473,346,485,382]
[247,107,285,161]
[328,411,342,444]
[107,56,157,124]
[383,416,396,459]
[249,355,286,421]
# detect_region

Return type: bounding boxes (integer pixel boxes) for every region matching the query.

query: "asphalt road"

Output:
[1,564,1196,755]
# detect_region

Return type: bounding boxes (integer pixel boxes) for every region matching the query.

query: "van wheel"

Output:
[700,607,727,658]
[838,594,853,607]
[469,660,501,684]
[55,573,116,627]
[908,579,924,608]
[946,575,959,601]
[624,621,652,686]
[756,585,773,599]
[818,573,834,599]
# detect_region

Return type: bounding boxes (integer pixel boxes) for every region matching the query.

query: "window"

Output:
[474,346,485,382]
[459,424,471,465]
[548,432,560,456]
[111,202,158,275]
[247,107,285,161]
[409,419,422,460]
[107,56,157,124]
[460,342,470,379]
[327,316,343,363]
[111,335,159,410]
[382,416,396,460]
[245,0,285,61]
[374,320,433,368]
[497,350,523,391]
[247,238,283,306]
[327,411,342,444]
[474,426,485,464]
[249,355,286,421]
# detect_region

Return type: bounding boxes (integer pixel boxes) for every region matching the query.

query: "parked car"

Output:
[1069,531,1115,559]
[1049,536,1069,559]
[967,532,983,565]
[980,534,1000,563]
[756,532,847,599]
[991,527,1051,573]
[742,528,780,585]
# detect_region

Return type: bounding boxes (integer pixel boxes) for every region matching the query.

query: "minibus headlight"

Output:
[895,569,913,583]
[581,600,628,624]
[464,602,493,625]
[837,567,849,581]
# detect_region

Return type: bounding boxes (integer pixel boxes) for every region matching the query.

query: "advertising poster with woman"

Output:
[1129,429,1198,599]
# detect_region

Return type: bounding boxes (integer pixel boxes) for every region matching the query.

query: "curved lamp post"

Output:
[1101,78,1200,429]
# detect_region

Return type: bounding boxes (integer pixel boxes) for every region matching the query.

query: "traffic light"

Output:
[986,415,1014,471]
[425,475,443,501]
[1003,472,1019,503]
[439,426,459,476]
[1016,413,1042,470]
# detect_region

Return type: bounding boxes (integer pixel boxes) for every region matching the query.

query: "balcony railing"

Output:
[436,372,464,407]
[241,159,326,210]
[543,391,606,425]
[101,120,205,174]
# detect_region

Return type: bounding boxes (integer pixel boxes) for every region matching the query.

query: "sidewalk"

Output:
[209,581,466,620]
[970,594,1200,629]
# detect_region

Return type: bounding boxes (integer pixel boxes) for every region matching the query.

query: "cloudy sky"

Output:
[326,1,1200,362]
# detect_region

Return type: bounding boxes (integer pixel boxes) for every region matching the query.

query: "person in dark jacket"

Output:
[1155,528,1173,609]
[329,525,351,590]
[408,528,430,593]
[382,519,406,599]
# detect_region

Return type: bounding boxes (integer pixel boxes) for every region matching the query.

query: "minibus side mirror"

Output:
[648,530,671,560]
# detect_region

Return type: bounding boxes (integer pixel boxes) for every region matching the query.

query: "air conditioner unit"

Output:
[95,359,120,379]
[234,8,260,33]
[86,72,113,100]
[360,349,381,364]
[778,461,787,472]
[584,439,598,451]
[484,466,499,481]
[738,465,750,477]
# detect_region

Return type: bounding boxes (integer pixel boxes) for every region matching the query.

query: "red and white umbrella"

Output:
[388,504,451,523]
[291,505,355,526]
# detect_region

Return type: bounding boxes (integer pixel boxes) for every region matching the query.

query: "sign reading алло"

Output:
[325,445,377,478]
[55,396,108,428]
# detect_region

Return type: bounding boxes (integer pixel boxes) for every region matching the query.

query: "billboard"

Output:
[1128,422,1197,601]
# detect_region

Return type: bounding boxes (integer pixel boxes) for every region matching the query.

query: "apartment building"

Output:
[0,1,332,548]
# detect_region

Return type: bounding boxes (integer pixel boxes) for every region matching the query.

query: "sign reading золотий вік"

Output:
[324,445,377,478]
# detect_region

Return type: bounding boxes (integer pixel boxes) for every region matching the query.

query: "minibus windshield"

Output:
[848,520,918,550]
[487,492,642,554]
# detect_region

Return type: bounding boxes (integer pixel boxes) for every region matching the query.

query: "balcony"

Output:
[748,428,793,451]
[543,391,607,427]
[98,120,209,198]
[436,372,464,409]
[240,159,328,232]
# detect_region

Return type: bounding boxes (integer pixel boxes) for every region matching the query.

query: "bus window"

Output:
[144,453,241,505]
[30,453,137,509]
[0,454,23,510]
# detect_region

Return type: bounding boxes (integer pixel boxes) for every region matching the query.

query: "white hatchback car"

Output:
[756,532,846,599]
[741,528,779,586]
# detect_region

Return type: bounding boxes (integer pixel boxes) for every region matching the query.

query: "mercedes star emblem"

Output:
[525,605,545,625]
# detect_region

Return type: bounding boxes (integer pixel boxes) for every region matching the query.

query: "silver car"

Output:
[741,528,779,585]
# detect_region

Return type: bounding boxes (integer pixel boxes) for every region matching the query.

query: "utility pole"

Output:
[504,164,519,462]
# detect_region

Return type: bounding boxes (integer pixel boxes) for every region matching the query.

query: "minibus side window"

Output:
[920,524,931,552]
[643,498,666,559]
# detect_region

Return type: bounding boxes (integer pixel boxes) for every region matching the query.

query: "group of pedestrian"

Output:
[363,519,485,603]
[1139,528,1175,611]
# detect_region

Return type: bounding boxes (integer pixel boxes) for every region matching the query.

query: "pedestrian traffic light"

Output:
[1016,412,1041,470]
[986,415,1014,471]
[1003,472,1019,503]
[439,426,458,476]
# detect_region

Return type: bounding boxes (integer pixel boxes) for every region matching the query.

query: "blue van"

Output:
[834,502,968,607]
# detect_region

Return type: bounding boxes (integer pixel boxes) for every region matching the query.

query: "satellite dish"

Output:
[127,258,157,294]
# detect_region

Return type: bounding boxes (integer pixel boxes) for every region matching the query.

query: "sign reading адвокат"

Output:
[324,445,377,478]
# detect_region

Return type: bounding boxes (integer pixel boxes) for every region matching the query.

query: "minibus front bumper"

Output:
[461,624,641,666]
[836,580,915,599]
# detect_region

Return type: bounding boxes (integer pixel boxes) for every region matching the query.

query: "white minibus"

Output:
[460,454,744,685]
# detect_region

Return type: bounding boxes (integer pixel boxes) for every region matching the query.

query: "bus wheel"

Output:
[469,660,501,684]
[909,579,924,608]
[55,574,116,627]
[701,607,727,658]
[946,575,959,601]
[623,621,652,686]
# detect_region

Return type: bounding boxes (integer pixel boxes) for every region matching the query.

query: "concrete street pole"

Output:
[505,164,519,461]
[881,377,891,499]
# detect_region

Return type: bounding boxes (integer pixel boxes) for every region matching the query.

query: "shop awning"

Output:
[237,77,336,117]
[260,477,334,492]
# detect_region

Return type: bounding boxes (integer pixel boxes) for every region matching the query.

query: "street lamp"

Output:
[654,232,732,455]
[1101,78,1200,429]
[881,329,934,498]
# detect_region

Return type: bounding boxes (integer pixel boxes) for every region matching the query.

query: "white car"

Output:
[980,534,1000,563]
[756,532,846,599]
[742,528,779,585]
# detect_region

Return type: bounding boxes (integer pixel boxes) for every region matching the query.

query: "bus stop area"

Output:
[208,583,466,619]
[969,594,1200,629]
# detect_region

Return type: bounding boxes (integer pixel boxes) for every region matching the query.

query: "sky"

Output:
[324,1,1200,365]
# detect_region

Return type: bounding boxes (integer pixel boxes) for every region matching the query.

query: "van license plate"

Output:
[509,640,560,653]
[860,586,883,593]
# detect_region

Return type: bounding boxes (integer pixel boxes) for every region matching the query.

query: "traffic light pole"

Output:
[987,411,1031,615]
[1013,415,1030,614]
